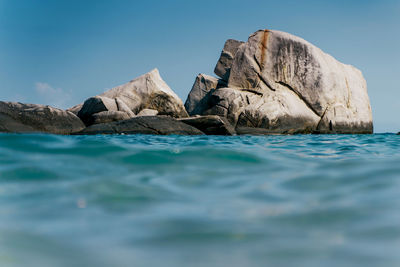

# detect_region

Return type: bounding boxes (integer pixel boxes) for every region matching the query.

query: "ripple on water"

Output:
[0,133,399,267]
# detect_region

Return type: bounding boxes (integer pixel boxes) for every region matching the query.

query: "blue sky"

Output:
[0,0,399,132]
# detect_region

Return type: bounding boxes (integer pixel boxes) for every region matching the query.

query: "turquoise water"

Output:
[0,133,399,267]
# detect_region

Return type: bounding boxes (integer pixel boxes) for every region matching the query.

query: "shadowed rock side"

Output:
[0,101,85,134]
[76,116,204,135]
[78,96,121,125]
[214,39,245,81]
[184,74,226,116]
[203,29,373,134]
[179,115,236,135]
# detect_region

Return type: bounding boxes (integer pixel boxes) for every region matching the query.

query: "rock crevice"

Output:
[276,81,321,118]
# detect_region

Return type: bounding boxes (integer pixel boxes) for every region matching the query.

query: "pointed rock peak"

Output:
[214,38,245,82]
[126,68,181,101]
[185,73,222,116]
[71,68,188,123]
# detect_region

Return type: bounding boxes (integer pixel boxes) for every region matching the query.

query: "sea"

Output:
[0,133,399,267]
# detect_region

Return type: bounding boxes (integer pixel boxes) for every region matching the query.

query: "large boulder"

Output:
[115,97,135,117]
[77,96,136,126]
[77,96,120,125]
[184,74,226,116]
[179,115,236,135]
[197,29,373,134]
[0,101,85,134]
[76,116,204,135]
[92,111,132,125]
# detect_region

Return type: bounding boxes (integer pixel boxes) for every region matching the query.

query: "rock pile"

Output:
[0,29,373,135]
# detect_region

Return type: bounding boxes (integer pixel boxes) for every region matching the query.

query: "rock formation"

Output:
[185,29,373,134]
[0,29,373,135]
[0,101,85,134]
[74,68,188,126]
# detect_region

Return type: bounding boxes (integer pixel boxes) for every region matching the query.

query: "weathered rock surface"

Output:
[201,87,319,134]
[66,103,83,115]
[115,97,135,117]
[92,111,133,125]
[0,101,85,134]
[184,74,226,115]
[192,29,373,134]
[1,30,372,136]
[76,116,204,135]
[137,109,158,116]
[179,115,236,135]
[77,96,119,125]
[100,68,188,118]
[72,68,188,126]
[214,39,245,81]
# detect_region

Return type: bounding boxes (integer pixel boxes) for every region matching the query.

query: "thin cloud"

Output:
[34,82,72,109]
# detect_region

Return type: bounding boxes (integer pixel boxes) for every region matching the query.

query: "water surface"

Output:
[1,133,399,267]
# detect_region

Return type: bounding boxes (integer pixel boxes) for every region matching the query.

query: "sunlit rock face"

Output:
[195,29,373,134]
[74,69,188,126]
[100,69,188,118]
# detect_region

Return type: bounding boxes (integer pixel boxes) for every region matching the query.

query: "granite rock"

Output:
[137,109,158,116]
[184,74,226,116]
[0,101,85,134]
[100,69,188,118]
[92,111,133,125]
[71,69,188,125]
[115,97,135,117]
[201,87,320,134]
[193,29,373,134]
[179,115,236,135]
[66,103,83,115]
[77,96,119,125]
[214,39,245,81]
[224,29,373,134]
[76,116,204,135]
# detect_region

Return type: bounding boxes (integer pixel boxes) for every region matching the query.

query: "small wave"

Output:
[0,133,399,267]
